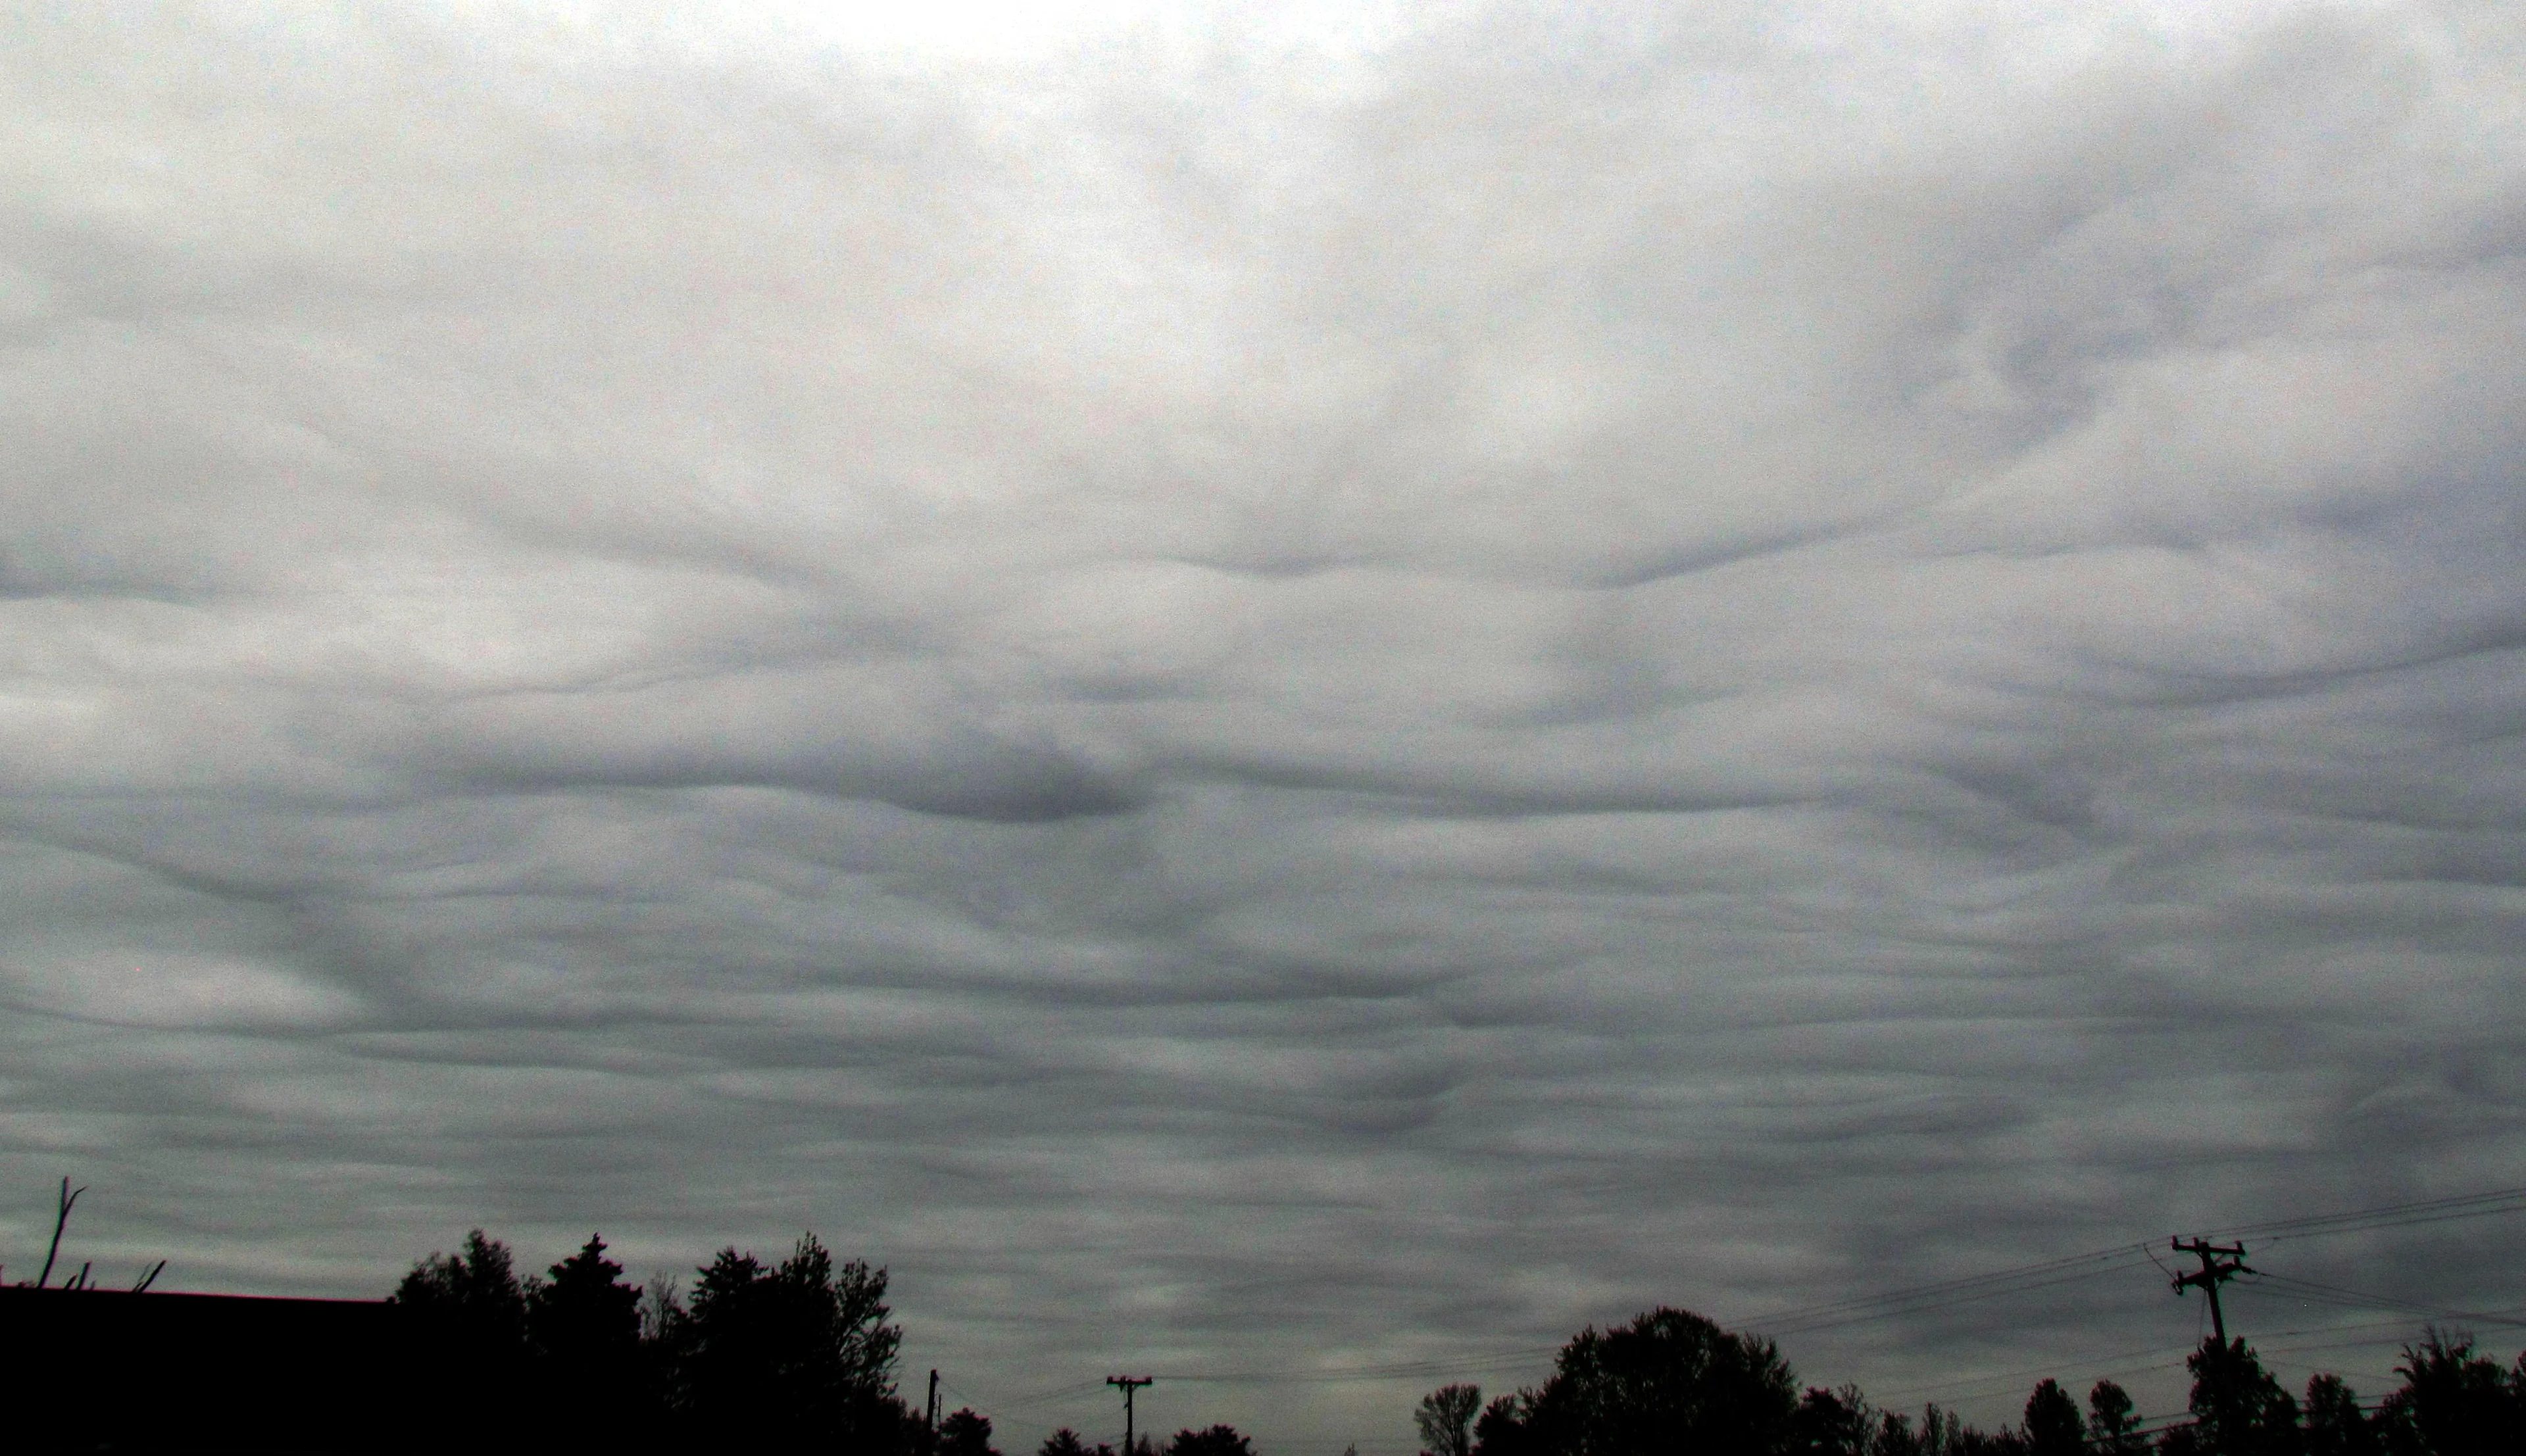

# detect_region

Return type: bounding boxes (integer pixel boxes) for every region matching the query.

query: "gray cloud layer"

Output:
[5,0,2525,1445]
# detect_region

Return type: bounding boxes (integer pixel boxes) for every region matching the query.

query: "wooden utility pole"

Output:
[2170,1237,2254,1342]
[1108,1375,1154,1456]
[928,1369,941,1432]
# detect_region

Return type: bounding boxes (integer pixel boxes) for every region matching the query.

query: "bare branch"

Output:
[35,1178,84,1290]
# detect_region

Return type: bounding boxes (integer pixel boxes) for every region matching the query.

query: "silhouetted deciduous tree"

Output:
[2021,1379,2081,1456]
[1474,1307,1799,1456]
[2160,1338,2300,1456]
[941,1407,1001,1456]
[2084,1380,2143,1456]
[1791,1384,1873,1456]
[1474,1394,1532,1456]
[1885,1395,1958,1456]
[2303,1372,2379,1456]
[1163,1424,1255,1456]
[392,1228,528,1348]
[1417,1383,1483,1456]
[2373,1329,2521,1456]
[388,1229,532,1445]
[672,1233,911,1451]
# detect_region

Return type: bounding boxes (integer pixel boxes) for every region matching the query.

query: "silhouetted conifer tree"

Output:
[528,1235,640,1363]
[1038,1427,1093,1456]
[522,1234,647,1444]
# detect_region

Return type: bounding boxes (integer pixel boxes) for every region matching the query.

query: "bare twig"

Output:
[35,1178,83,1290]
[132,1259,166,1294]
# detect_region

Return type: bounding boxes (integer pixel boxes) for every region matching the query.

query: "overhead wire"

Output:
[1868,1307,2494,1411]
[1756,1254,2157,1338]
[2240,1272,2526,1330]
[1734,1245,2157,1335]
[2204,1185,2526,1244]
[1154,1347,1562,1385]
[991,1182,2526,1399]
[984,1378,1114,1411]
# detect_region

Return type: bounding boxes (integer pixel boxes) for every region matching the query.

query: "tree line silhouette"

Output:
[387,1227,929,1451]
[382,1227,1262,1456]
[1411,1306,2526,1456]
[388,1223,2523,1456]
[10,1190,2520,1456]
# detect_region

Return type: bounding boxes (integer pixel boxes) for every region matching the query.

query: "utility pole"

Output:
[2170,1237,2254,1344]
[928,1369,941,1434]
[1107,1375,1154,1456]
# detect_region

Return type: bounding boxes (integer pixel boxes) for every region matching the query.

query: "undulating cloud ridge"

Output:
[3,0,2524,1444]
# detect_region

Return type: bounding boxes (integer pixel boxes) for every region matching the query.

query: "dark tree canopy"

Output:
[2023,1378,2083,1456]
[2303,1373,2379,1456]
[1163,1425,1256,1456]
[1475,1394,1529,1456]
[1789,1384,1873,1456]
[1473,1307,1799,1456]
[2160,1339,2300,1456]
[1418,1384,1483,1456]
[391,1228,527,1349]
[528,1234,640,1363]
[676,1233,905,1446]
[2374,1330,2522,1456]
[2086,1380,2146,1456]
[366,1226,2526,1456]
[943,1407,1002,1456]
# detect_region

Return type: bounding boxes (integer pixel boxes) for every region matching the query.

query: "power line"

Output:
[983,1378,1114,1411]
[1740,1182,2526,1342]
[999,1182,2526,1400]
[2241,1273,2526,1331]
[1866,1308,2475,1410]
[1739,1246,2159,1336]
[1154,1349,1560,1385]
[2204,1185,2526,1244]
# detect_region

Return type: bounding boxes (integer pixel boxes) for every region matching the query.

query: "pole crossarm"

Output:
[2169,1237,2256,1344]
[1108,1375,1154,1456]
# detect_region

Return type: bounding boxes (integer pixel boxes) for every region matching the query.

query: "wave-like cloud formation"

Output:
[4,0,2523,1443]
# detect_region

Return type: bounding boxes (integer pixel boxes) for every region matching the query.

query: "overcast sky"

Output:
[6,0,2526,1446]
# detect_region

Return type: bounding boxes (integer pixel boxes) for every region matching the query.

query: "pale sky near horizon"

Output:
[5,1,2526,1447]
